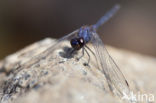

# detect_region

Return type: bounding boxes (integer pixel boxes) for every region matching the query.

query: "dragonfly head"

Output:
[70,37,85,50]
[70,26,94,50]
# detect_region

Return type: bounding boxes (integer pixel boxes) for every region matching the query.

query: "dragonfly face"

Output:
[70,26,94,51]
[70,37,85,50]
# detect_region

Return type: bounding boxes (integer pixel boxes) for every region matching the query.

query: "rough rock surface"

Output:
[0,38,155,103]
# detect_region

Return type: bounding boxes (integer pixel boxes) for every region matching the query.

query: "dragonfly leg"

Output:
[85,45,100,67]
[76,47,85,61]
[85,45,96,57]
[84,48,90,66]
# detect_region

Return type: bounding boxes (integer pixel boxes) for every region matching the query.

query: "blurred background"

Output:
[0,0,156,59]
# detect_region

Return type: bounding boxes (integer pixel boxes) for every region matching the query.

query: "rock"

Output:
[0,38,155,103]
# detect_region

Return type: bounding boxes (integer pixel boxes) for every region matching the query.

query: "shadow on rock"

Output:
[59,46,78,59]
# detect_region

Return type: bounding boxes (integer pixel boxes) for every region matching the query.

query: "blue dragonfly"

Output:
[47,4,130,98]
[1,4,130,101]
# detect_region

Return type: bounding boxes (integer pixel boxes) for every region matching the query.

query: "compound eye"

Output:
[70,37,85,50]
[78,38,85,46]
[71,38,78,45]
[70,38,81,50]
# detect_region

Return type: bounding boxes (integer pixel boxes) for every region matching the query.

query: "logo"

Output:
[122,91,155,102]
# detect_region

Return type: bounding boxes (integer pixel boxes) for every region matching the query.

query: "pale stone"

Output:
[0,38,155,103]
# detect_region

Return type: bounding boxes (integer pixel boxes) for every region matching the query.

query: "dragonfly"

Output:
[1,4,131,101]
[46,4,130,98]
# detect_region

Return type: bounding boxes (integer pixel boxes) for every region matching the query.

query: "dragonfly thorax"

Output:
[78,26,92,43]
[70,37,85,50]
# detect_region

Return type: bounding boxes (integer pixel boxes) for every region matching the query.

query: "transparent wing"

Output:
[21,29,79,68]
[1,30,79,99]
[40,29,79,57]
[90,32,130,97]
